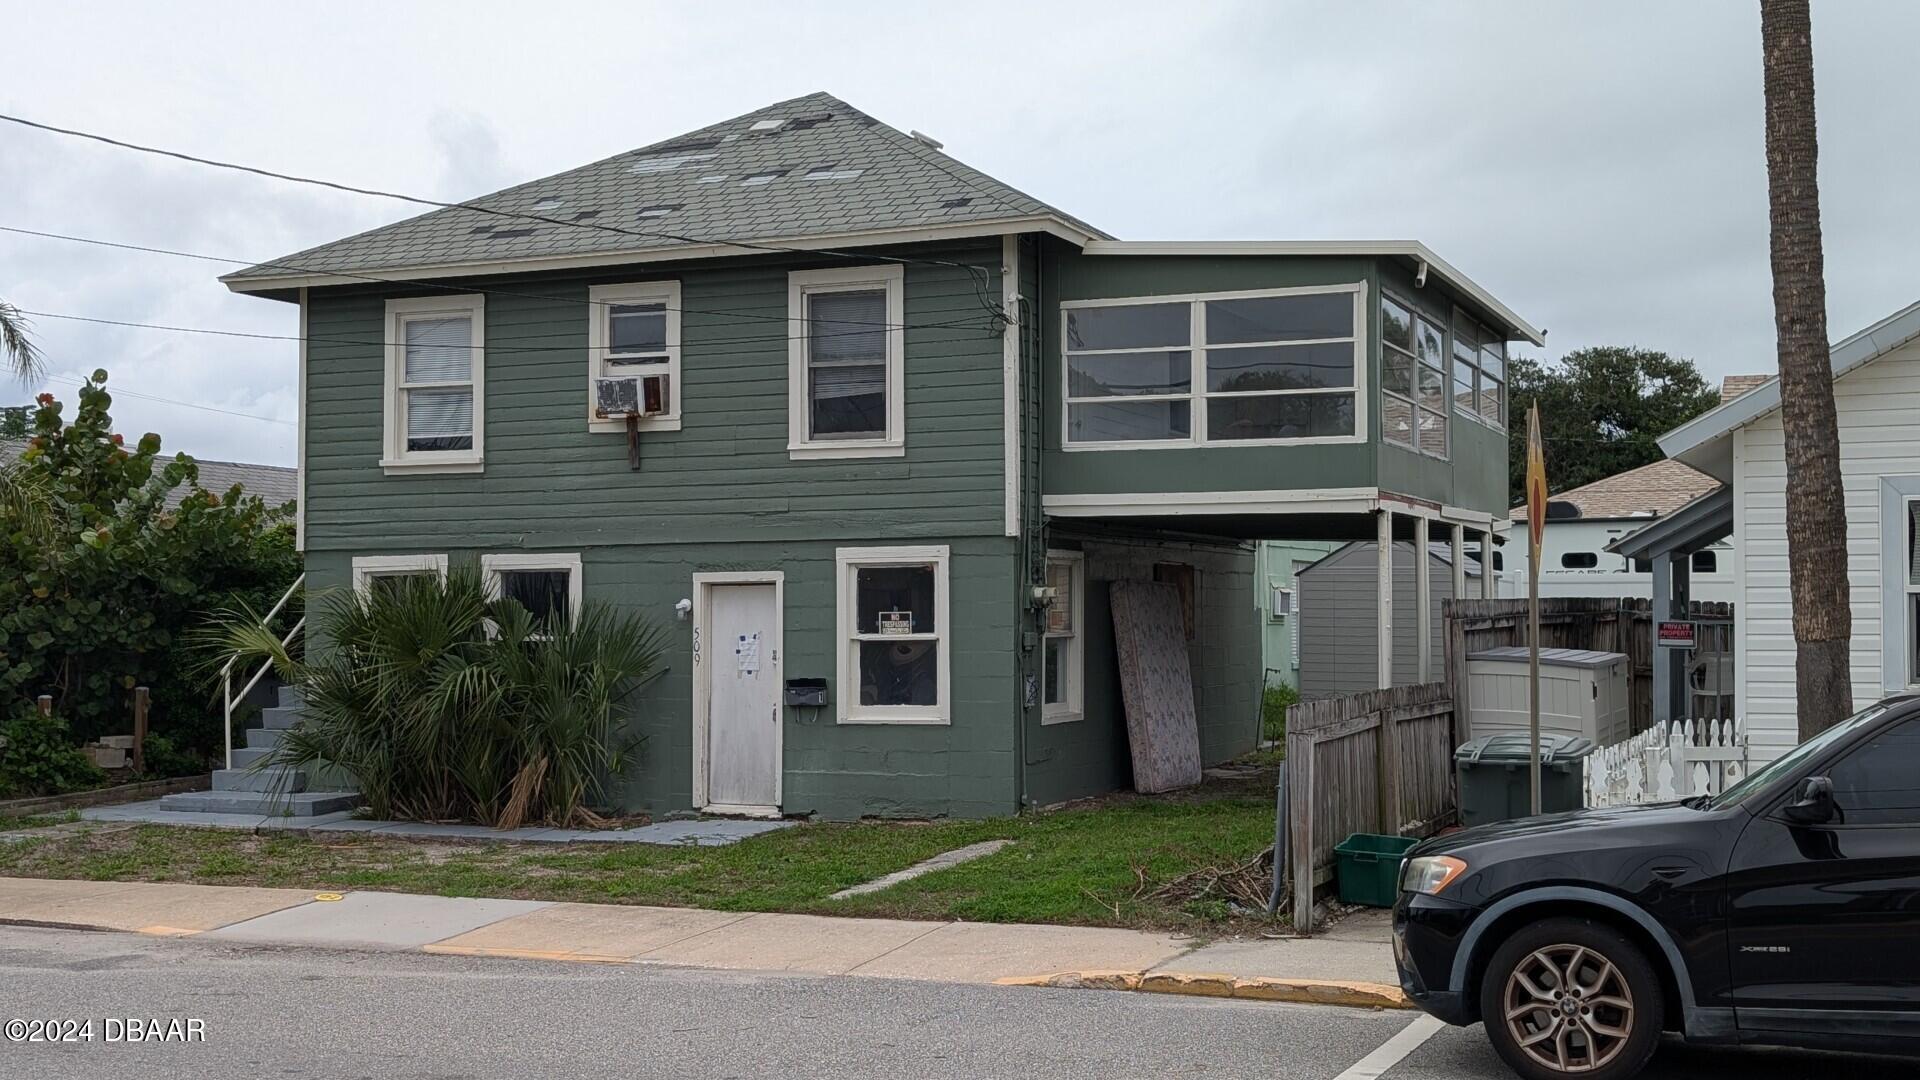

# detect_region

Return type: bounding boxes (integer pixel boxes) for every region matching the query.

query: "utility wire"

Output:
[41,370,293,427]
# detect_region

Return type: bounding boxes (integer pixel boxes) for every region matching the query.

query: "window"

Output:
[383,295,484,473]
[350,554,448,596]
[481,553,583,635]
[1381,294,1448,458]
[1154,562,1199,641]
[1691,550,1717,574]
[1560,552,1599,569]
[835,545,949,723]
[1043,551,1085,723]
[1269,585,1292,620]
[789,265,905,459]
[1452,309,1506,428]
[1826,718,1920,825]
[588,281,680,432]
[1062,285,1363,449]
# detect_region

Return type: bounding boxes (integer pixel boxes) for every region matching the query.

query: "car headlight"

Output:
[1401,855,1468,895]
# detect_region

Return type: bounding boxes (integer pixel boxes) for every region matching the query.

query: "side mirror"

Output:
[1782,775,1836,825]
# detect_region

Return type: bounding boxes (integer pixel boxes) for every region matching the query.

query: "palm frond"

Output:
[0,299,44,382]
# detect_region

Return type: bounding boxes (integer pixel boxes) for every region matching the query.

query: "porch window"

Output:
[836,545,950,723]
[1381,293,1448,458]
[588,281,681,432]
[789,265,905,459]
[1063,285,1362,448]
[481,553,583,634]
[1043,551,1084,723]
[1452,309,1506,429]
[383,295,485,473]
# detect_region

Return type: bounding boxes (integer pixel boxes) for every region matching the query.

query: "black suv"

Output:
[1393,694,1920,1080]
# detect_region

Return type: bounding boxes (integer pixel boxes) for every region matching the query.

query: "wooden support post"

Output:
[1378,703,1403,835]
[1482,533,1497,599]
[1652,552,1673,730]
[1289,733,1315,934]
[1376,509,1394,690]
[1416,516,1432,683]
[1451,524,1467,604]
[132,686,149,776]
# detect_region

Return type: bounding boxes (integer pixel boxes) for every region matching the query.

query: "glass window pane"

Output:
[856,564,936,634]
[1480,341,1505,380]
[809,290,887,363]
[1908,501,1920,586]
[1068,400,1190,442]
[1827,719,1920,824]
[1417,408,1447,456]
[1381,296,1413,351]
[1382,394,1414,447]
[859,640,939,706]
[810,363,886,438]
[1452,312,1481,351]
[1418,365,1447,412]
[1065,303,1189,351]
[501,569,569,630]
[403,316,471,383]
[1066,351,1190,398]
[1206,393,1354,440]
[608,304,667,352]
[1205,342,1354,392]
[1046,560,1074,634]
[405,387,473,452]
[1415,316,1446,369]
[1043,637,1067,705]
[1479,378,1503,421]
[1205,293,1352,345]
[1383,347,1415,396]
[1452,367,1475,413]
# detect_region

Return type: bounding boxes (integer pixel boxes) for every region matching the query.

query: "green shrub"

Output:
[198,568,664,828]
[0,703,104,798]
[1260,681,1298,744]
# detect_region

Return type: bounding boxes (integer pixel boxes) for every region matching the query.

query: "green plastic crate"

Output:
[1333,832,1419,908]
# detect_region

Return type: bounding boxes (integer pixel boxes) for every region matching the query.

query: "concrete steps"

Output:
[156,683,360,820]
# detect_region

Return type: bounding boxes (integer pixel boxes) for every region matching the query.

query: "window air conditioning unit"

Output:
[596,372,670,419]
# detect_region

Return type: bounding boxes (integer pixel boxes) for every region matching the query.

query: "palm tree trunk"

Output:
[1762,0,1852,739]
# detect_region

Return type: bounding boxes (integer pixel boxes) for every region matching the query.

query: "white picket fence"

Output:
[1584,718,1750,807]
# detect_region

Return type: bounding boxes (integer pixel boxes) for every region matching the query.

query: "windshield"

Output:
[1708,701,1893,809]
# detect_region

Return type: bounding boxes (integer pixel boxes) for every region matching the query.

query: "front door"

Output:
[703,583,781,815]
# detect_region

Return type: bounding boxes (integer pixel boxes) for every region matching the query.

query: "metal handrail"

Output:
[221,573,306,771]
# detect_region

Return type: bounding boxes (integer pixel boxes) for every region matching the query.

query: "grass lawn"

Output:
[0,769,1281,936]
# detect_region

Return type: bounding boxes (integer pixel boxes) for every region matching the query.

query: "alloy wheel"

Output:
[1501,943,1637,1074]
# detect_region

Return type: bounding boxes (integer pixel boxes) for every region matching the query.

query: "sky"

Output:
[4,0,1918,467]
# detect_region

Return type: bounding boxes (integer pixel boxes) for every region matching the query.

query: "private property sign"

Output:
[1656,620,1697,649]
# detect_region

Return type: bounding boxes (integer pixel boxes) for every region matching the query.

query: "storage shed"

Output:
[1465,647,1631,746]
[1297,541,1482,698]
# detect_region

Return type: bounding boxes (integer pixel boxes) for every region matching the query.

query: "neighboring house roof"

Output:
[1508,458,1720,522]
[1719,373,1771,403]
[1661,298,1920,480]
[0,437,295,509]
[221,91,1110,291]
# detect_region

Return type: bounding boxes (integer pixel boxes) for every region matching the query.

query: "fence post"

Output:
[1377,703,1402,835]
[132,686,150,775]
[1290,736,1315,934]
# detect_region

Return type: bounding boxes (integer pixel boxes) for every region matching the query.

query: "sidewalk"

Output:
[0,876,1407,1008]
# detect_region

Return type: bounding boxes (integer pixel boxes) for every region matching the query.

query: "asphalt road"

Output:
[1,924,1915,1080]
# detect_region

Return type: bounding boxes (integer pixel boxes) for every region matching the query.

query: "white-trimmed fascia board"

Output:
[1079,239,1544,347]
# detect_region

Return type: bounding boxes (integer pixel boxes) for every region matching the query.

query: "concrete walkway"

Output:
[78,800,795,845]
[0,876,1404,1006]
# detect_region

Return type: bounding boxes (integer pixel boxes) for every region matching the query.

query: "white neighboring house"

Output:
[1499,458,1734,603]
[1661,303,1920,763]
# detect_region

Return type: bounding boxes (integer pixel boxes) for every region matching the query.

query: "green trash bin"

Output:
[1333,832,1419,907]
[1455,732,1596,827]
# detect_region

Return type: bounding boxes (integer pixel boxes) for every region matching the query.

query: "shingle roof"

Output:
[1508,458,1720,522]
[1719,373,1771,403]
[223,92,1106,285]
[1,438,295,509]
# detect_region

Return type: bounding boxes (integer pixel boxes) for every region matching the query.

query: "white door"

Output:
[705,583,781,813]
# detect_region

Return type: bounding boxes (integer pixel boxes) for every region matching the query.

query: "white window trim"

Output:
[382,294,485,475]
[1042,549,1085,725]
[1450,305,1508,432]
[835,544,950,724]
[1060,282,1369,452]
[789,264,906,459]
[1381,290,1449,461]
[350,554,449,596]
[587,280,682,433]
[480,552,584,630]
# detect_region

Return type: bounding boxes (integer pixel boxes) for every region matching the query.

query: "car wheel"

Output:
[1477,916,1664,1080]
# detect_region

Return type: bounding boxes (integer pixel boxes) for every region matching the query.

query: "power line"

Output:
[42,370,293,427]
[0,111,1007,307]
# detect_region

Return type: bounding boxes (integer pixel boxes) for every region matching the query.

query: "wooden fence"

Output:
[1286,682,1455,932]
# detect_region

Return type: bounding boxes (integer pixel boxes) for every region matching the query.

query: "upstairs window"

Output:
[1381,293,1448,458]
[383,295,484,473]
[789,265,905,459]
[1062,285,1363,449]
[588,281,681,433]
[1453,309,1506,428]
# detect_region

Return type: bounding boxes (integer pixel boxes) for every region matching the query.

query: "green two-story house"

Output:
[217,92,1536,820]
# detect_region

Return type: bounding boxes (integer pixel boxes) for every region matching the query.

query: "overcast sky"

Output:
[4,1,1917,466]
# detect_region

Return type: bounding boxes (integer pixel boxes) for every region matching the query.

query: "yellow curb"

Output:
[421,943,632,965]
[995,970,1412,1010]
